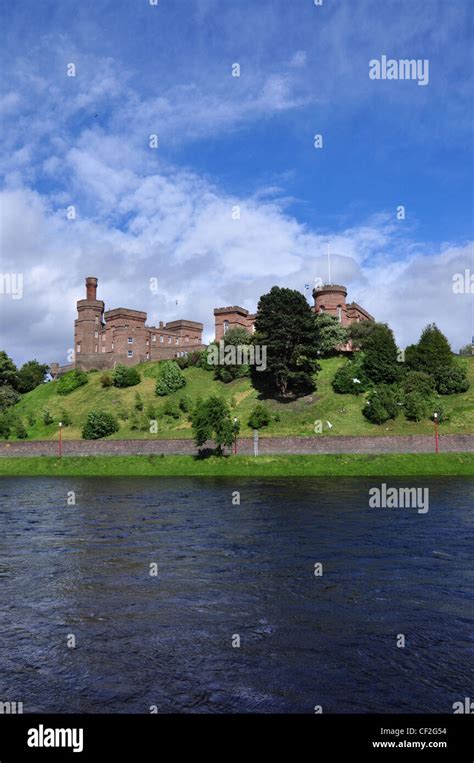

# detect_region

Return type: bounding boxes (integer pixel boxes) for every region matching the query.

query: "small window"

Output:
[111,342,114,350]
[125,324,129,328]
[185,336,189,343]
[77,343,81,353]
[127,350,133,358]
[160,335,164,343]
[146,352,149,360]
[95,345,98,353]
[168,337,172,344]
[223,320,229,334]
[319,305,325,313]
[146,339,149,346]
[95,316,99,324]
[175,337,179,345]
[128,337,133,344]
[102,347,105,353]
[337,306,342,323]
[152,334,156,342]
[94,331,98,338]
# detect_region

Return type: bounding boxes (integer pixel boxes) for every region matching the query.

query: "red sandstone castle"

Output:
[50,278,373,376]
[213,284,374,340]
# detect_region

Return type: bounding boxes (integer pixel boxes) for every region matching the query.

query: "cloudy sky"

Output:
[0,0,472,366]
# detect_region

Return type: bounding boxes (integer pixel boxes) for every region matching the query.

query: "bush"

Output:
[57,369,88,396]
[14,417,28,439]
[27,411,36,427]
[363,385,400,424]
[163,399,180,419]
[248,403,271,429]
[431,402,448,423]
[178,394,191,413]
[436,365,469,395]
[0,384,21,411]
[401,371,435,398]
[82,410,119,439]
[176,355,189,370]
[59,410,72,426]
[42,408,54,425]
[112,364,141,388]
[145,402,156,419]
[0,413,11,438]
[332,360,368,395]
[134,392,144,411]
[155,361,186,396]
[403,391,430,422]
[116,407,129,421]
[100,373,113,388]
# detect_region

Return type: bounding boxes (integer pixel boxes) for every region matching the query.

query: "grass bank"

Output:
[0,453,472,477]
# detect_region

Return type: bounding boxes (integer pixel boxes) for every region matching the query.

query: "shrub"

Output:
[155,361,186,396]
[42,408,54,425]
[112,364,141,388]
[27,411,36,427]
[100,373,113,388]
[163,399,180,419]
[82,410,119,439]
[145,402,156,419]
[0,413,11,438]
[362,324,401,385]
[401,370,435,398]
[0,384,21,411]
[178,394,191,413]
[134,392,144,411]
[332,360,368,395]
[59,410,72,426]
[403,391,429,422]
[191,396,234,454]
[14,417,28,439]
[436,365,469,395]
[363,385,400,424]
[129,413,140,431]
[57,369,88,396]
[176,355,189,370]
[431,402,448,423]
[116,407,129,421]
[248,403,271,429]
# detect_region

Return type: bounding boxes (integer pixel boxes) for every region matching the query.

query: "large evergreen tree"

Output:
[361,323,400,384]
[0,351,19,388]
[16,360,49,393]
[314,313,348,356]
[250,286,320,397]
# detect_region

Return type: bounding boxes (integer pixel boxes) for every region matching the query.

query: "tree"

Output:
[406,324,469,393]
[437,364,470,395]
[155,361,186,396]
[82,410,119,439]
[212,327,253,382]
[0,384,21,411]
[191,396,234,454]
[401,371,435,398]
[347,320,376,350]
[250,286,320,397]
[361,323,400,384]
[363,385,400,424]
[112,364,141,388]
[332,357,368,395]
[403,392,430,422]
[16,360,49,393]
[459,343,473,356]
[247,403,271,429]
[314,313,348,356]
[0,351,19,389]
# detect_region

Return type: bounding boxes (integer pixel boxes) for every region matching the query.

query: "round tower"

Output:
[74,276,104,361]
[313,284,347,324]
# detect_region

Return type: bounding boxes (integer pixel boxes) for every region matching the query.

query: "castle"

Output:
[50,278,374,376]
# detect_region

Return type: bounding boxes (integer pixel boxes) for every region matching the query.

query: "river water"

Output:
[0,477,472,713]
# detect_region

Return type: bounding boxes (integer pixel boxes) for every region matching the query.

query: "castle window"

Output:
[152,334,156,342]
[102,347,105,353]
[146,339,149,346]
[128,337,133,344]
[168,337,172,343]
[160,335,164,343]
[319,306,325,313]
[185,336,189,343]
[95,345,98,353]
[146,352,149,360]
[127,350,133,358]
[337,306,342,323]
[223,320,229,334]
[94,331,98,338]
[175,338,179,345]
[95,316,98,324]
[77,343,81,353]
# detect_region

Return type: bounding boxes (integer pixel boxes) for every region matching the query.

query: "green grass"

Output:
[0,453,472,477]
[7,355,474,441]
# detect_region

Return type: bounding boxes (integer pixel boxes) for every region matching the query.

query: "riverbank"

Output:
[0,453,472,477]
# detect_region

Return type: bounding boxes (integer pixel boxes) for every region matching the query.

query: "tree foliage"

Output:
[314,313,348,356]
[155,361,186,396]
[191,396,234,454]
[82,410,119,439]
[112,364,141,388]
[57,369,88,395]
[16,360,49,393]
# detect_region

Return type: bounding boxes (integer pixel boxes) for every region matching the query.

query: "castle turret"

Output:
[313,284,348,324]
[74,276,104,361]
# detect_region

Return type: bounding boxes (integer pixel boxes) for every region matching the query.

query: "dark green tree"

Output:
[212,327,253,382]
[362,323,400,384]
[0,384,21,410]
[16,360,49,393]
[155,361,186,396]
[247,403,271,429]
[191,396,234,454]
[82,410,119,439]
[406,324,469,393]
[250,286,320,397]
[112,364,141,388]
[362,385,400,424]
[0,351,19,389]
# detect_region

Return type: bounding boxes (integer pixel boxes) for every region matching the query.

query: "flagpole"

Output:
[327,244,331,284]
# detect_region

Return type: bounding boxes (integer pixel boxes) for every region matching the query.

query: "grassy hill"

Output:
[8,355,474,441]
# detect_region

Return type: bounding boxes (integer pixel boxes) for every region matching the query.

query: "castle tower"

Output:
[74,276,104,361]
[313,284,348,324]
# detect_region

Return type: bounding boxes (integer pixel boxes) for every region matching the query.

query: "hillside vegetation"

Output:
[8,355,474,441]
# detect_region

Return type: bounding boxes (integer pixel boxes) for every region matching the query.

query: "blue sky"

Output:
[0,0,472,365]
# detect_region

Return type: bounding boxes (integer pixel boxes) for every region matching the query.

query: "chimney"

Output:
[159,321,164,328]
[85,277,98,301]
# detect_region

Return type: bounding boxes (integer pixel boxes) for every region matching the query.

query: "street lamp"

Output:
[58,421,63,458]
[433,412,439,454]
